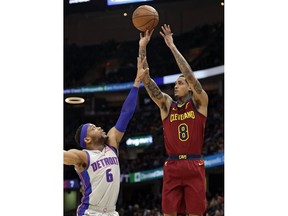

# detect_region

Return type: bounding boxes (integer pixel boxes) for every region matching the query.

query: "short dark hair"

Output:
[74,124,84,146]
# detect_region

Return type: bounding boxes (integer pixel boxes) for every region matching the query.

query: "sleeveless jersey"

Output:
[76,145,120,215]
[162,99,206,155]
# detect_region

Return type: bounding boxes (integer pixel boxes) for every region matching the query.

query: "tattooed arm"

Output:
[160,24,208,115]
[138,29,154,69]
[138,29,173,119]
[142,72,173,120]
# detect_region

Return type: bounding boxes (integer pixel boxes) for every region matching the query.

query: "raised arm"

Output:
[138,29,154,69]
[160,24,208,113]
[107,56,147,151]
[138,30,173,120]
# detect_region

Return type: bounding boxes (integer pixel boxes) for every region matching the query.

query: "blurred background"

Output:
[64,0,224,215]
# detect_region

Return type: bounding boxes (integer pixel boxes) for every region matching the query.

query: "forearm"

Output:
[134,77,141,88]
[139,45,149,69]
[64,150,80,165]
[170,45,193,77]
[115,86,139,132]
[170,45,203,94]
[142,75,163,101]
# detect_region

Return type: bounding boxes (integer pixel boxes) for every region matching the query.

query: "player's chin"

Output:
[103,136,108,143]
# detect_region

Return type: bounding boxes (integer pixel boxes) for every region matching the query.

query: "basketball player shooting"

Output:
[137,24,209,216]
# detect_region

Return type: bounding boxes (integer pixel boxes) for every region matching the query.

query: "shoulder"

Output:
[106,145,118,156]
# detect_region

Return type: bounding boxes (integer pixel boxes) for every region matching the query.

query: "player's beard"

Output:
[102,135,108,143]
[92,135,108,145]
[98,135,108,143]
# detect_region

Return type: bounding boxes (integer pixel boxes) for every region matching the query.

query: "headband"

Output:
[80,123,89,148]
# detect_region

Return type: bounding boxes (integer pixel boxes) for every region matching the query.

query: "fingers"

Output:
[163,24,171,31]
[160,24,172,35]
[144,29,154,38]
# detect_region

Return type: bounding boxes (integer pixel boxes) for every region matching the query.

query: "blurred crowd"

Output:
[65,191,224,216]
[118,192,224,216]
[64,22,224,88]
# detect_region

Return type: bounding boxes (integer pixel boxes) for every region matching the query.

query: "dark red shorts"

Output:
[162,159,206,215]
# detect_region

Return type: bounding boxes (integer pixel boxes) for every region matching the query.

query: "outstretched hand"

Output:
[136,56,149,82]
[139,29,154,47]
[160,24,174,48]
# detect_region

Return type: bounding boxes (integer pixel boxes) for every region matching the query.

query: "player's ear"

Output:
[84,137,91,144]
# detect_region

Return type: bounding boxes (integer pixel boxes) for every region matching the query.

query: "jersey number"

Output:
[106,169,113,182]
[178,123,189,141]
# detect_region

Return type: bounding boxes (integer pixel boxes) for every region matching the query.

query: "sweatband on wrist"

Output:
[115,86,139,132]
[80,123,89,148]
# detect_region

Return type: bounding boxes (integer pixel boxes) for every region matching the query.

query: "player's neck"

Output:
[92,143,105,151]
[89,138,105,151]
[177,95,191,106]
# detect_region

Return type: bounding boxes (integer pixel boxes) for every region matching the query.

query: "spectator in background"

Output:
[138,24,208,216]
[63,56,148,216]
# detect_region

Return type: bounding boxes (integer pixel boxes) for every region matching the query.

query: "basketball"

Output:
[132,5,159,32]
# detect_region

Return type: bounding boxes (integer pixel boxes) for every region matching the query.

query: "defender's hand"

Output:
[136,56,149,81]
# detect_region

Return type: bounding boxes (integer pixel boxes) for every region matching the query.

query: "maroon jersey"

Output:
[162,99,206,155]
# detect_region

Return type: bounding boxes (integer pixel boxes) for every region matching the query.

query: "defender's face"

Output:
[174,77,191,98]
[87,124,107,139]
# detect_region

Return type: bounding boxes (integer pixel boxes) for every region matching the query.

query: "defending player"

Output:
[138,25,208,216]
[64,56,148,216]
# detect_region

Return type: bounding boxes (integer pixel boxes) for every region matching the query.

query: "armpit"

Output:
[194,98,201,110]
[160,95,170,113]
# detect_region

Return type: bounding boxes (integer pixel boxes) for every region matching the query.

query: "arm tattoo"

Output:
[145,79,163,100]
[171,47,203,94]
[144,80,168,112]
[171,47,192,77]
[139,46,149,69]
